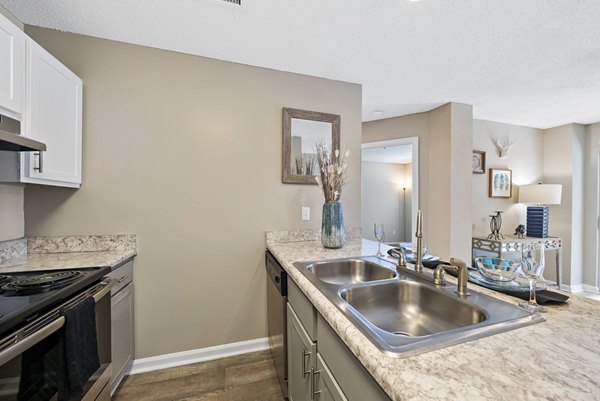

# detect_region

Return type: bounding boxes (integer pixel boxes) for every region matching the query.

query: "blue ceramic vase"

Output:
[321,201,346,248]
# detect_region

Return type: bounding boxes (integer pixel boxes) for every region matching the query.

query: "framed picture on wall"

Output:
[472,150,486,174]
[489,168,512,198]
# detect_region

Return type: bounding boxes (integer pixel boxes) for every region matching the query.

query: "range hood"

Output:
[0,130,46,152]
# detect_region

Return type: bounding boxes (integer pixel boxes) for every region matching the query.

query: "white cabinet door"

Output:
[22,39,82,187]
[0,13,25,118]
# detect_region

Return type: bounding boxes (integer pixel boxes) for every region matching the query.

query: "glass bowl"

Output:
[474,257,518,282]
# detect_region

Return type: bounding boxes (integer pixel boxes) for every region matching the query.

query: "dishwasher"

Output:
[265,251,288,398]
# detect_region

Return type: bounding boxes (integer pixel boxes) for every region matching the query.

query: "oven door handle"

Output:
[0,316,65,366]
[93,278,116,302]
[0,278,115,366]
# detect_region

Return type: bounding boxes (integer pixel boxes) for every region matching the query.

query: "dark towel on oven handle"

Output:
[59,296,100,401]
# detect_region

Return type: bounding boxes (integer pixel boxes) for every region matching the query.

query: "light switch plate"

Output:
[301,207,310,221]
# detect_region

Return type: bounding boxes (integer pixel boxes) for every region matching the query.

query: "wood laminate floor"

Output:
[113,351,284,401]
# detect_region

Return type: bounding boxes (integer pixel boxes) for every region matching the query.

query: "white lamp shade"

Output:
[518,184,562,205]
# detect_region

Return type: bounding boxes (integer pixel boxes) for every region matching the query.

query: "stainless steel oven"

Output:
[0,270,114,401]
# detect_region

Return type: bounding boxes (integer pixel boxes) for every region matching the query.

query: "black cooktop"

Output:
[0,266,111,337]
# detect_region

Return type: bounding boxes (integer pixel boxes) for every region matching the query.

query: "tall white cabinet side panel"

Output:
[22,39,82,187]
[0,13,24,118]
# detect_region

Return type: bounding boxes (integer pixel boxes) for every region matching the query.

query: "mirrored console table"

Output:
[472,235,562,289]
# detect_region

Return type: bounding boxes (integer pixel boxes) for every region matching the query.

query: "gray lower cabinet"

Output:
[316,314,390,401]
[287,276,391,401]
[314,354,348,401]
[109,260,135,394]
[287,303,316,401]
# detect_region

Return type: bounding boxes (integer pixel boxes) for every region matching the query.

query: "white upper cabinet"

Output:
[0,13,25,118]
[21,39,82,188]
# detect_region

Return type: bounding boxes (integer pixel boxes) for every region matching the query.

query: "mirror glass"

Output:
[282,108,340,184]
[290,118,332,177]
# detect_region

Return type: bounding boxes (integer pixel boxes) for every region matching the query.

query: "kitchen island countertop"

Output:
[267,236,600,401]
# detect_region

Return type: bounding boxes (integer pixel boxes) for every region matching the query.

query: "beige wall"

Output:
[470,120,564,279]
[449,104,473,261]
[402,163,413,241]
[0,184,24,240]
[543,124,585,287]
[583,123,600,290]
[427,105,452,258]
[471,120,544,238]
[362,104,473,261]
[363,113,430,244]
[23,27,362,358]
[424,103,473,262]
[361,162,411,243]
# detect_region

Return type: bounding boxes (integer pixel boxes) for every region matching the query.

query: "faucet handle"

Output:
[433,264,447,286]
[396,251,407,269]
[449,258,467,269]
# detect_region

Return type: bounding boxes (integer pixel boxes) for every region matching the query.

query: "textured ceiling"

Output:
[2,0,599,128]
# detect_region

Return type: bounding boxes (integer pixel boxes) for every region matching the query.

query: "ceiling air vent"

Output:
[220,0,242,5]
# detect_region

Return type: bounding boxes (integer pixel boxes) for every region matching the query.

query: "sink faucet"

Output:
[414,210,424,272]
[434,258,470,297]
[397,210,437,284]
[397,250,470,296]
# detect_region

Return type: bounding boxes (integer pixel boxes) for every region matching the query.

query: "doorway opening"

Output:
[361,138,419,244]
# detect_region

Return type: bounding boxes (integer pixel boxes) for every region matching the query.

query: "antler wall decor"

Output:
[491,135,514,159]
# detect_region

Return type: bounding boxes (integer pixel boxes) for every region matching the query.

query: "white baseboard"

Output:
[128,337,269,375]
[561,283,585,293]
[582,284,600,294]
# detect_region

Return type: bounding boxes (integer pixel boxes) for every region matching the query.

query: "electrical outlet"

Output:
[301,207,310,221]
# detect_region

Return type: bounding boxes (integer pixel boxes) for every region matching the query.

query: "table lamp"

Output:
[518,184,562,238]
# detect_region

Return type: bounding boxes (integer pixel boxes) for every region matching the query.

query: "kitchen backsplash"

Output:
[0,238,27,263]
[27,234,137,254]
[266,227,362,244]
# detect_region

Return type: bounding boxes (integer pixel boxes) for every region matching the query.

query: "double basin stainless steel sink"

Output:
[294,256,544,357]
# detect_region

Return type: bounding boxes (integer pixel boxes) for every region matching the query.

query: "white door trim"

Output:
[595,151,600,291]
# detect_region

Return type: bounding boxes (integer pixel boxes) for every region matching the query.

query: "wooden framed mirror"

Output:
[282,108,340,184]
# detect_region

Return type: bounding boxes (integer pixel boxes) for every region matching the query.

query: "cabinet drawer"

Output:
[317,314,391,401]
[108,260,133,295]
[287,276,317,341]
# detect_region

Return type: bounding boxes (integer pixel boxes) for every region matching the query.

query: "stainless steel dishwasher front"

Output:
[265,251,287,398]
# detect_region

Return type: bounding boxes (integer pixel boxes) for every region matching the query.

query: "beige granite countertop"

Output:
[266,237,600,401]
[0,250,135,273]
[0,234,136,273]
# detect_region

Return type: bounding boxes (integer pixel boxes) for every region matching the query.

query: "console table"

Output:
[471,235,562,289]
